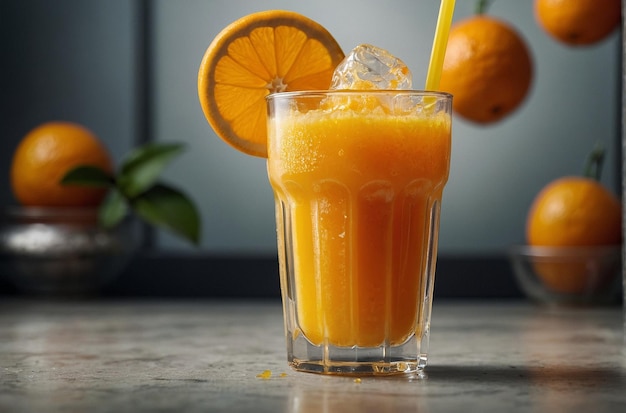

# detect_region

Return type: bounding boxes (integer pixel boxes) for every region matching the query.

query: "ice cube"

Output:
[330,44,412,90]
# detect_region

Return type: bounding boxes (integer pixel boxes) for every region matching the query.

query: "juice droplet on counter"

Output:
[256,370,272,379]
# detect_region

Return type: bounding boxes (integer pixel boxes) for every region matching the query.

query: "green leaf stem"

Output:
[476,0,494,14]
[583,143,605,181]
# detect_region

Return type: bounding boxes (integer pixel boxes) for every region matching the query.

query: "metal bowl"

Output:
[509,245,622,306]
[0,207,138,296]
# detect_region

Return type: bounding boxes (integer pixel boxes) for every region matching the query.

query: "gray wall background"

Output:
[1,0,621,256]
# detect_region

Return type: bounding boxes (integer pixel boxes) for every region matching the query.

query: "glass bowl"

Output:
[0,207,138,296]
[509,245,622,306]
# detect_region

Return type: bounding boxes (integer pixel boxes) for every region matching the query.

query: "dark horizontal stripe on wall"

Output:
[99,252,522,299]
[107,252,283,298]
[0,252,523,299]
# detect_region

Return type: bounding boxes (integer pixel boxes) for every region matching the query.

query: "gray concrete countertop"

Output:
[0,299,624,412]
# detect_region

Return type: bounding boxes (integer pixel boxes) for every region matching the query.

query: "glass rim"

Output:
[266,89,452,101]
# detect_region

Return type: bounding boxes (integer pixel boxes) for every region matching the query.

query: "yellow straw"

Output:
[425,0,456,91]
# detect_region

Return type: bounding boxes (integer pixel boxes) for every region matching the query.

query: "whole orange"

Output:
[535,0,621,46]
[10,121,113,207]
[526,177,621,246]
[526,176,621,295]
[439,15,533,124]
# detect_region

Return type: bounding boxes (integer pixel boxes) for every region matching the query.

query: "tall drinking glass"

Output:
[266,90,452,376]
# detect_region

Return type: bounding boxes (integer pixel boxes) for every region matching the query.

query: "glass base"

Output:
[286,329,429,377]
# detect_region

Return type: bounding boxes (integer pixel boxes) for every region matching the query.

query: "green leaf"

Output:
[61,165,114,187]
[58,141,202,247]
[117,143,185,198]
[99,189,130,229]
[131,183,201,245]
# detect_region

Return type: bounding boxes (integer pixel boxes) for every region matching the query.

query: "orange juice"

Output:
[267,91,451,354]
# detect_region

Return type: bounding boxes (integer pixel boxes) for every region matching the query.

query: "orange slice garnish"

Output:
[198,10,345,158]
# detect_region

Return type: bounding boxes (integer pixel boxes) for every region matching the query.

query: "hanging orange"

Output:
[534,0,621,46]
[439,15,533,124]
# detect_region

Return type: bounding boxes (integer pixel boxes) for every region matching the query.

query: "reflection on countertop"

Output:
[0,299,624,412]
